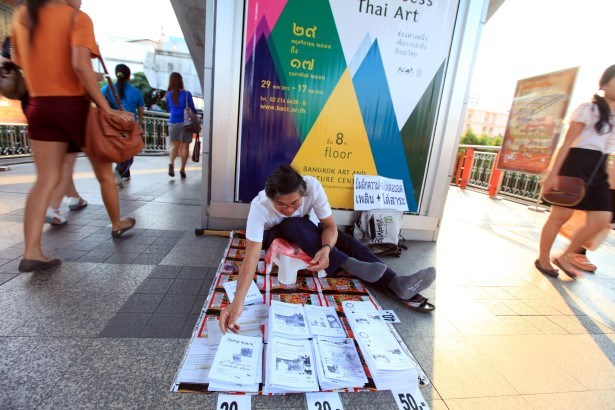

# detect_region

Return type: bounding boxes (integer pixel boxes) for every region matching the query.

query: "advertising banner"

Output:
[497,67,579,174]
[237,0,459,211]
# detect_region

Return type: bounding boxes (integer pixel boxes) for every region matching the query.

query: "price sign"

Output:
[305,392,344,410]
[391,387,429,410]
[216,394,252,410]
[379,309,400,323]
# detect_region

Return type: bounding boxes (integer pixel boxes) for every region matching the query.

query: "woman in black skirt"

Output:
[536,65,615,278]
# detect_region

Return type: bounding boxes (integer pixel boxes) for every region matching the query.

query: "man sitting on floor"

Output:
[219,164,436,334]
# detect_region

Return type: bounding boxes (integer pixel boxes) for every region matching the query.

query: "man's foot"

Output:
[168,164,175,177]
[67,197,88,211]
[534,259,559,277]
[45,208,67,225]
[387,267,436,300]
[401,293,435,313]
[567,253,597,272]
[339,257,387,282]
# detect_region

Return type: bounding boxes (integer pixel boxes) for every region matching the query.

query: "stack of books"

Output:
[207,333,263,392]
[342,301,419,390]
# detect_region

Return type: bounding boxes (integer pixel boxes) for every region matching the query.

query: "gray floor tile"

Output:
[156,293,198,314]
[132,253,167,264]
[136,278,175,294]
[76,251,115,263]
[0,273,17,286]
[105,252,141,264]
[98,313,152,337]
[0,337,92,408]
[168,279,204,295]
[141,314,188,338]
[52,249,88,261]
[119,293,165,313]
[143,244,175,254]
[38,339,175,409]
[178,266,209,280]
[182,314,200,338]
[148,265,183,279]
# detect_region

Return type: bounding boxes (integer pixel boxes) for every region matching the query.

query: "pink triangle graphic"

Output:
[245,0,287,60]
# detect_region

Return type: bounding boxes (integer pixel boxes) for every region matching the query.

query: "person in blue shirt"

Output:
[101,64,145,186]
[165,72,197,179]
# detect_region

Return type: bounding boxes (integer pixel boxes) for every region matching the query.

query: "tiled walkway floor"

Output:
[0,156,614,409]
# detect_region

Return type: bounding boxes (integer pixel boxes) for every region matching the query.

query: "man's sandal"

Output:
[111,218,136,238]
[401,294,435,313]
[45,208,67,225]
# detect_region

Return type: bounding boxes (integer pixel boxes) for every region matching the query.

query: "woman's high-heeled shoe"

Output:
[180,170,186,179]
[168,164,175,177]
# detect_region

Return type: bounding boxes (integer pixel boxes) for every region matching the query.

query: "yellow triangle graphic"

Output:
[292,69,377,209]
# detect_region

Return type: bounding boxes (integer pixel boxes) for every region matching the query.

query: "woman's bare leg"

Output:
[85,151,133,231]
[538,205,574,270]
[563,211,612,255]
[169,141,179,167]
[48,152,78,209]
[179,141,189,172]
[23,141,67,261]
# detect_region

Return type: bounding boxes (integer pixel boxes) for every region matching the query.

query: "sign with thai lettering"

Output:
[237,0,460,211]
[497,67,579,174]
[354,175,409,211]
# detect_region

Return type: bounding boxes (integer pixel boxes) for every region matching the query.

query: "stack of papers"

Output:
[268,300,311,339]
[264,336,319,393]
[223,279,263,305]
[312,336,368,390]
[304,305,346,338]
[342,301,418,390]
[207,333,263,392]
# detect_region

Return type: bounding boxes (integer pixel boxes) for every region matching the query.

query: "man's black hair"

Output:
[265,164,307,199]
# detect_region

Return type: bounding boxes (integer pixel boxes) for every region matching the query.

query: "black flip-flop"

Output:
[401,294,435,313]
[112,218,136,238]
[534,259,559,277]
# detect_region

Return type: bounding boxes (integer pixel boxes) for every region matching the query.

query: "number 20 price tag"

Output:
[216,393,252,410]
[305,392,344,410]
[391,387,429,410]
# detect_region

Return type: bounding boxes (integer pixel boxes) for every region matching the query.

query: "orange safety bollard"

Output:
[459,148,474,189]
[488,151,503,198]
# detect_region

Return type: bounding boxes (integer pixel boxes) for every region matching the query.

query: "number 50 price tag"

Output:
[216,394,252,410]
[305,392,344,410]
[391,387,429,410]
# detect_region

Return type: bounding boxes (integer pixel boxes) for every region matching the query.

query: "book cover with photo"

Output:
[206,291,231,312]
[324,294,377,312]
[270,292,322,306]
[220,259,266,275]
[269,275,318,293]
[215,274,266,292]
[318,277,367,294]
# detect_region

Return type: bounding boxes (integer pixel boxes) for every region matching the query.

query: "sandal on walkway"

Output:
[111,218,136,238]
[67,197,88,211]
[401,294,435,313]
[567,253,597,272]
[45,208,67,225]
[553,254,579,279]
[534,259,559,278]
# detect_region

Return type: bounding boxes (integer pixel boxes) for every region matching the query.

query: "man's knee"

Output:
[278,216,318,235]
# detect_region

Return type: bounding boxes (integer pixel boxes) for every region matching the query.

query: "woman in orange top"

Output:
[12,0,136,272]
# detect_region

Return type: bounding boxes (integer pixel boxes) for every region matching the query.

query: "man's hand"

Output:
[219,301,244,334]
[308,247,330,271]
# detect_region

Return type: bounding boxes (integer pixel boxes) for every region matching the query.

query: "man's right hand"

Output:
[219,301,244,334]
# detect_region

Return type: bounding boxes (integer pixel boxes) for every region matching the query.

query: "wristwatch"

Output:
[321,244,332,250]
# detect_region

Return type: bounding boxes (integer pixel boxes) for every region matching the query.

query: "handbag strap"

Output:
[586,154,607,185]
[67,10,123,111]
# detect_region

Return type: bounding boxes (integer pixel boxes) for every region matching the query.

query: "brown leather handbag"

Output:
[85,55,143,162]
[542,155,606,207]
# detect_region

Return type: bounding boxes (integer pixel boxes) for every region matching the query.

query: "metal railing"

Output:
[452,145,544,204]
[0,110,170,158]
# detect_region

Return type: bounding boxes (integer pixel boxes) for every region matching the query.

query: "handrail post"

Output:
[459,147,474,189]
[488,150,503,198]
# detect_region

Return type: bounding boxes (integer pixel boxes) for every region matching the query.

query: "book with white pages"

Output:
[342,300,418,389]
[265,336,319,393]
[304,304,346,338]
[223,279,263,306]
[207,348,262,393]
[312,336,367,390]
[208,333,263,386]
[268,300,310,339]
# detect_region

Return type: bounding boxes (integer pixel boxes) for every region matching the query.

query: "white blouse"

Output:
[570,102,615,154]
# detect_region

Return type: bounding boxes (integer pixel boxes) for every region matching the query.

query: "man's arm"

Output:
[307,215,338,272]
[218,238,262,333]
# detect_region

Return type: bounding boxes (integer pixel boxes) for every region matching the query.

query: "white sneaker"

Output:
[66,196,88,210]
[45,207,67,225]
